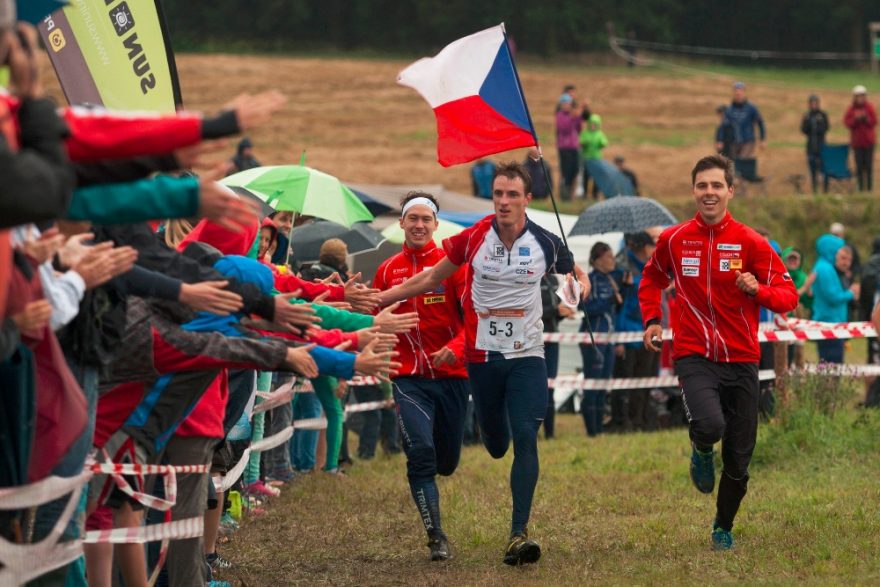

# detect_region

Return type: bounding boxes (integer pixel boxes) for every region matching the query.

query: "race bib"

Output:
[475,309,525,352]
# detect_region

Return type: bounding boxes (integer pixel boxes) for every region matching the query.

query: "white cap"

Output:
[830,222,845,236]
[853,85,867,95]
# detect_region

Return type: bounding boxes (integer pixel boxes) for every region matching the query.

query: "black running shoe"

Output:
[503,532,541,566]
[428,535,450,561]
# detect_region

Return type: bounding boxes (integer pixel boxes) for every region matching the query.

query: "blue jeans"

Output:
[290,392,321,471]
[468,357,547,536]
[579,343,615,436]
[817,339,845,364]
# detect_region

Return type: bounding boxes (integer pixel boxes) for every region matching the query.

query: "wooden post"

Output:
[774,341,789,408]
[871,23,880,75]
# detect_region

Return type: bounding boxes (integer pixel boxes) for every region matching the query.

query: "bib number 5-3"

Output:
[488,320,514,337]
[476,308,525,352]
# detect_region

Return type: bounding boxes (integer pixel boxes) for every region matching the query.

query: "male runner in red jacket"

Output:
[639,155,798,550]
[373,191,468,561]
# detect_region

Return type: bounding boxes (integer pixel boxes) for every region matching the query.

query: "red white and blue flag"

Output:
[398,24,537,167]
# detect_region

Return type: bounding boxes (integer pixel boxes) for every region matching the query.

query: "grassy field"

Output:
[220,394,880,586]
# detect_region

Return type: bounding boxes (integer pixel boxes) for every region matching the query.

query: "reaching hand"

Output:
[353,338,402,382]
[343,273,380,313]
[12,300,52,333]
[21,228,65,265]
[173,139,227,170]
[57,233,96,268]
[284,344,318,378]
[373,302,418,334]
[429,346,457,367]
[198,165,260,232]
[179,280,243,314]
[273,292,321,332]
[355,326,398,350]
[225,90,287,132]
[74,243,138,290]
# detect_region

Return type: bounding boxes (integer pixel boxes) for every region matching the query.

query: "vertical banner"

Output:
[38,0,182,112]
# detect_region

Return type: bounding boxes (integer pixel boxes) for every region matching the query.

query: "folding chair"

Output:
[820,144,854,194]
[733,158,767,196]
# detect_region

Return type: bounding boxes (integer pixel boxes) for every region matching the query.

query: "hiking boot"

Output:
[206,552,233,571]
[711,524,734,551]
[690,444,716,494]
[503,532,541,566]
[427,535,450,561]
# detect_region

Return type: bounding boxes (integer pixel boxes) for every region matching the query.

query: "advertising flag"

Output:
[38,0,181,112]
[398,24,537,167]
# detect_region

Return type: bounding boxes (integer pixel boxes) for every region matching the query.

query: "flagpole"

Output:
[501,24,596,347]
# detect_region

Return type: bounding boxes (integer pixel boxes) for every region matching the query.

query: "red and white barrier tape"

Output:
[549,370,777,390]
[542,323,877,344]
[83,516,203,544]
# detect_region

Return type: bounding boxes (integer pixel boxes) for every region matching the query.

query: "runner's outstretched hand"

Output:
[373,302,418,334]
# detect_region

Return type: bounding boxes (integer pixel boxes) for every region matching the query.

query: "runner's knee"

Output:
[406,446,437,480]
[690,414,725,445]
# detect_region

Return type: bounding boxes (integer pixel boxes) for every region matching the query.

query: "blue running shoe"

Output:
[690,444,715,494]
[711,524,734,551]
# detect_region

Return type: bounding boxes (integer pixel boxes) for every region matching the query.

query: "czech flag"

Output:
[398,24,537,167]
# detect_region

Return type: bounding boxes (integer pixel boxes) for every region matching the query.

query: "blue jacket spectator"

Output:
[812,234,854,323]
[471,159,496,198]
[718,101,766,145]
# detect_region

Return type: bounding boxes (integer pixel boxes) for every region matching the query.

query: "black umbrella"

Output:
[349,188,394,216]
[569,196,677,237]
[228,186,275,219]
[291,220,385,263]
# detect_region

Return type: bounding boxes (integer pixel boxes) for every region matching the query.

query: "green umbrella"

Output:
[221,165,374,228]
[380,218,466,244]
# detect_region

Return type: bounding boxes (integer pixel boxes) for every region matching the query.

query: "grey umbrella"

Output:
[568,196,677,237]
[291,220,385,263]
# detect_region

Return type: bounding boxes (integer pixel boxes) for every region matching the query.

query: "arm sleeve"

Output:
[62,107,202,162]
[442,227,475,266]
[0,98,73,227]
[444,265,468,360]
[67,175,200,224]
[153,324,289,374]
[638,233,673,327]
[73,154,180,187]
[754,106,766,140]
[309,346,356,380]
[308,302,374,331]
[38,263,85,331]
[750,240,801,313]
[273,272,344,301]
[112,265,182,301]
[867,104,877,128]
[549,234,575,275]
[844,107,856,130]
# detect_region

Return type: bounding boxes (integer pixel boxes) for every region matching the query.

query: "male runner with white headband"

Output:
[373,191,469,562]
[377,162,590,565]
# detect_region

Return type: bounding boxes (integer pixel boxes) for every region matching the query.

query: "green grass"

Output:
[221,402,880,586]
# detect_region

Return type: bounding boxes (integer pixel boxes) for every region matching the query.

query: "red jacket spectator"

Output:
[844,99,877,149]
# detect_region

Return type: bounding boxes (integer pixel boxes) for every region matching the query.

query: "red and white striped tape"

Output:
[542,323,877,345]
[83,516,203,544]
[549,370,777,390]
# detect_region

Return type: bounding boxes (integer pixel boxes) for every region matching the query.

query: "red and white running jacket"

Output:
[639,211,798,363]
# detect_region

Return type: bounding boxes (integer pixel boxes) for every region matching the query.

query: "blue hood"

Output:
[815,234,845,264]
[183,255,274,336]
